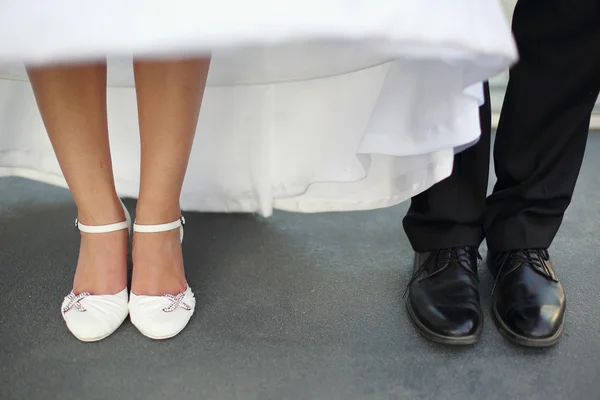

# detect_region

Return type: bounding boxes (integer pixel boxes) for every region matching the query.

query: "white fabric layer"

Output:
[0,0,517,216]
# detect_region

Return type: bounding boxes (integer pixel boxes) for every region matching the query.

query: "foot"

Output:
[62,201,131,342]
[129,214,194,340]
[131,221,187,296]
[73,199,129,295]
[405,247,483,345]
[487,249,566,347]
[72,220,129,295]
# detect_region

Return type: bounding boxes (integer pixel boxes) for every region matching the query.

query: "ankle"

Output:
[135,199,181,224]
[76,197,126,225]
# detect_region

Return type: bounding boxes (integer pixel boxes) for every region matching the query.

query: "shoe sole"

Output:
[66,315,128,343]
[73,331,113,342]
[405,300,481,346]
[136,328,186,340]
[490,301,565,348]
[131,320,188,340]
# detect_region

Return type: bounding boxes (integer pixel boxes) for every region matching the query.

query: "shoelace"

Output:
[162,293,193,313]
[402,247,481,298]
[491,249,557,294]
[62,292,91,313]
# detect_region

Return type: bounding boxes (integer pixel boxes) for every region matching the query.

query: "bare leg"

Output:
[131,57,210,296]
[27,63,128,295]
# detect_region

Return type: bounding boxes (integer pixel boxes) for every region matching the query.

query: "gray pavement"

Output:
[1,134,600,400]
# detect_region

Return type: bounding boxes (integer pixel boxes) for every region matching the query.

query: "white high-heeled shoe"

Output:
[61,201,131,342]
[129,215,195,340]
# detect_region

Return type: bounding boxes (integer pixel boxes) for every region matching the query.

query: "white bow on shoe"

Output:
[129,216,195,340]
[61,200,131,342]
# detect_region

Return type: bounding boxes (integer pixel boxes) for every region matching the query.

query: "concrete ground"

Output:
[1,134,599,400]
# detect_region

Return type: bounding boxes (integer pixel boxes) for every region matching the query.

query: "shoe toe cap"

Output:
[62,308,127,342]
[130,308,194,339]
[505,305,564,339]
[129,289,196,340]
[61,292,129,342]
[449,312,481,337]
[64,315,114,341]
[435,307,481,338]
[411,299,482,339]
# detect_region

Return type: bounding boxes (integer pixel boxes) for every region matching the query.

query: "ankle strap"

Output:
[75,218,129,234]
[133,216,185,233]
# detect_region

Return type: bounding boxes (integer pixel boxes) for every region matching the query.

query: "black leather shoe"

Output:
[487,249,566,347]
[405,247,483,345]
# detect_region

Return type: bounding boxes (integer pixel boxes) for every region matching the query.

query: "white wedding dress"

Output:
[0,0,517,216]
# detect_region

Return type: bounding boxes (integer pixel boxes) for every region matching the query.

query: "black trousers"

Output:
[403,0,600,252]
